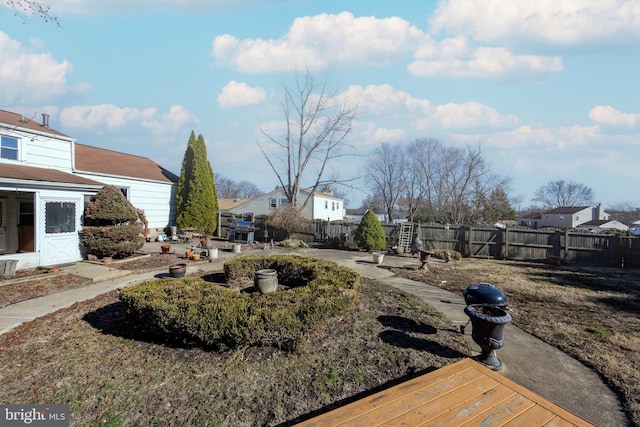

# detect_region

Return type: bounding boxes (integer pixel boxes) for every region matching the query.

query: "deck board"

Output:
[296,358,594,427]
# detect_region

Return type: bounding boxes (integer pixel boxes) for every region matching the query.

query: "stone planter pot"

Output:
[233,243,241,253]
[254,269,278,293]
[372,252,385,265]
[169,263,187,278]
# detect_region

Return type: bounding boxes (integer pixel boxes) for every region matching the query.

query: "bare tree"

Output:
[259,69,358,209]
[5,0,59,25]
[533,180,594,208]
[367,143,406,223]
[215,176,263,199]
[403,139,510,225]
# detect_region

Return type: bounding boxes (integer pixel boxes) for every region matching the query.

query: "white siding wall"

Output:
[75,173,176,231]
[312,195,344,221]
[23,137,74,171]
[230,189,344,221]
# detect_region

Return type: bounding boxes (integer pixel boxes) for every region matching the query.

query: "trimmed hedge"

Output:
[119,255,362,351]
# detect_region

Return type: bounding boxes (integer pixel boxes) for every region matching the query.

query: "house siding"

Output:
[227,188,344,221]
[23,137,74,172]
[74,173,176,231]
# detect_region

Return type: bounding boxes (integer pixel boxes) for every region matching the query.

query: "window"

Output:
[269,198,277,209]
[45,202,76,233]
[280,198,289,206]
[119,187,129,199]
[1,135,18,160]
[325,201,328,209]
[332,201,335,211]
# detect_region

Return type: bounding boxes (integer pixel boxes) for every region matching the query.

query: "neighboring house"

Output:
[0,109,177,270]
[222,187,345,221]
[518,204,612,230]
[344,208,389,222]
[576,219,629,233]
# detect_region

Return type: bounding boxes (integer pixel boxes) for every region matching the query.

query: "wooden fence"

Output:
[216,214,640,269]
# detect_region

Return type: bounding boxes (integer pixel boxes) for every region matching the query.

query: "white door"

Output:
[0,199,6,254]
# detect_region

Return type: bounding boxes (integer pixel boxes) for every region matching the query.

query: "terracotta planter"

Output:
[161,244,171,254]
[185,249,193,258]
[169,263,187,278]
[191,253,200,261]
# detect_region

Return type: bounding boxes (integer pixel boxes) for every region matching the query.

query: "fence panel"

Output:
[504,228,554,261]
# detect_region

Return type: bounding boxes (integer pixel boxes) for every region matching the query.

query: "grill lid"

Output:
[463,283,508,307]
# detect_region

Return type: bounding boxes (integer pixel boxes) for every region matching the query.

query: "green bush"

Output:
[119,256,362,351]
[82,185,144,258]
[354,209,386,251]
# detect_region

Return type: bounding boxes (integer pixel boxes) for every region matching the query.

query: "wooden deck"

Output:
[296,358,594,426]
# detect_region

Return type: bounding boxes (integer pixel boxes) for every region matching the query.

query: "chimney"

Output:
[41,113,49,128]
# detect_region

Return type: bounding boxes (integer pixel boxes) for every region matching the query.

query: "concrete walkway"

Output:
[0,246,629,426]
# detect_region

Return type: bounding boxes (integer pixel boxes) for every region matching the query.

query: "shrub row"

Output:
[119,255,362,351]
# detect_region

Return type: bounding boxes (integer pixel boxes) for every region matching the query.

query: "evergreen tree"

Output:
[82,185,145,258]
[354,209,386,251]
[176,131,218,233]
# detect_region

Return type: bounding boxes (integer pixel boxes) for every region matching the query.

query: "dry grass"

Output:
[0,277,467,426]
[393,259,640,427]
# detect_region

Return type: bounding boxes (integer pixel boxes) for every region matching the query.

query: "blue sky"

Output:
[2,0,639,210]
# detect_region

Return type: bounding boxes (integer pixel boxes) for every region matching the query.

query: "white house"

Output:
[221,187,345,221]
[0,109,177,270]
[518,204,613,230]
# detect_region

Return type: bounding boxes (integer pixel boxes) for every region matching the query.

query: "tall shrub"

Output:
[354,209,386,251]
[176,131,218,234]
[82,185,145,258]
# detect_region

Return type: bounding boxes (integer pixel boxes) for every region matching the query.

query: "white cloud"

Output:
[339,84,431,117]
[419,102,519,129]
[429,0,640,48]
[60,104,157,130]
[142,105,200,136]
[371,128,406,143]
[480,124,600,150]
[0,31,85,104]
[409,44,563,78]
[211,12,425,72]
[25,0,291,15]
[589,105,640,128]
[218,81,266,108]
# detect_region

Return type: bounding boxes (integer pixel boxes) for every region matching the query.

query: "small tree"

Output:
[176,132,218,234]
[82,185,145,258]
[354,209,386,251]
[265,204,311,241]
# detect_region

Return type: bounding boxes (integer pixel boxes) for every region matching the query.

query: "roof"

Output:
[345,208,385,215]
[579,220,609,226]
[0,109,69,138]
[545,206,590,214]
[0,163,103,186]
[518,212,542,219]
[74,144,178,183]
[218,198,252,210]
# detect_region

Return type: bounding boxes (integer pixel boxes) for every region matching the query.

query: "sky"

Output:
[1,0,640,210]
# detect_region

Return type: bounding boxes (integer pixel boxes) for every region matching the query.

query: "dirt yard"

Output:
[392,258,640,426]
[1,252,639,425]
